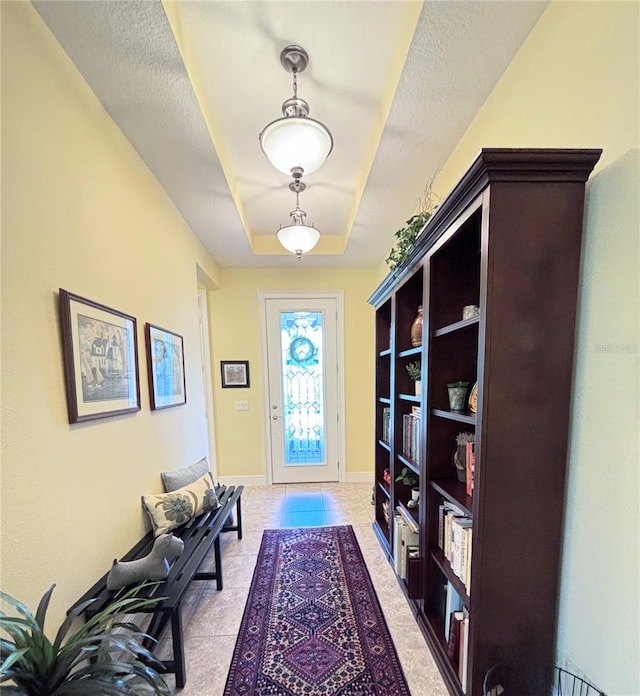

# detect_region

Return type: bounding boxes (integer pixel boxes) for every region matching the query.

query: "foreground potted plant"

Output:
[0,583,170,695]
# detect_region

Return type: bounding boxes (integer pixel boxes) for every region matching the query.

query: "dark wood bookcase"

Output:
[369,149,601,696]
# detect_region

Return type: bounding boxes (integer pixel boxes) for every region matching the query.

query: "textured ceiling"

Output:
[33,0,548,269]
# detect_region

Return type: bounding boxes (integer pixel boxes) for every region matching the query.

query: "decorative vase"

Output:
[410,306,423,347]
[447,382,469,411]
[414,380,421,396]
[411,487,420,502]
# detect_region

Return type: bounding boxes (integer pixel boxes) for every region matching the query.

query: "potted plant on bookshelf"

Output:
[385,176,440,271]
[447,381,469,411]
[406,360,422,396]
[0,582,171,695]
[395,466,419,505]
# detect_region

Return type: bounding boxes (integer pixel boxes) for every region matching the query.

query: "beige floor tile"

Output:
[185,589,248,639]
[164,482,447,694]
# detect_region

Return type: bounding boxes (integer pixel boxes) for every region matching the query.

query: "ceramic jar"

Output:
[410,306,423,347]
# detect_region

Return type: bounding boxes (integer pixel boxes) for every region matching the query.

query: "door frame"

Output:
[197,288,218,481]
[258,291,346,485]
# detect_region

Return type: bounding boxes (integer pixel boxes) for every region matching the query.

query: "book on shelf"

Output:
[459,608,470,693]
[443,581,464,640]
[395,509,419,579]
[402,412,420,462]
[438,503,473,593]
[382,407,391,443]
[465,529,472,593]
[447,610,464,664]
[450,516,473,581]
[393,512,403,575]
[438,501,465,551]
[465,440,475,497]
[397,504,419,534]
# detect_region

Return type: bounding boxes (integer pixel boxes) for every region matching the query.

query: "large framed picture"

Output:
[220,360,250,388]
[59,289,141,423]
[145,323,186,410]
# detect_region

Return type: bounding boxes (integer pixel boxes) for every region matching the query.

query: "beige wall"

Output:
[1,1,637,691]
[1,3,220,628]
[430,2,639,694]
[209,268,376,480]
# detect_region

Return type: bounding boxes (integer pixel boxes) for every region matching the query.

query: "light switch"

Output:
[235,400,249,411]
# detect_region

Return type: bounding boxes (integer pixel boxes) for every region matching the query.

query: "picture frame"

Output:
[220,360,250,389]
[59,289,141,423]
[145,323,186,410]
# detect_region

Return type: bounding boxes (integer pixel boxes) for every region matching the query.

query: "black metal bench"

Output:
[70,484,243,689]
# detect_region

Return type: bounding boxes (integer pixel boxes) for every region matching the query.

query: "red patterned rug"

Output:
[224,525,410,695]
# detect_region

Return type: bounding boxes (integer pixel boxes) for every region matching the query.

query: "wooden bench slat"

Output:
[70,484,243,689]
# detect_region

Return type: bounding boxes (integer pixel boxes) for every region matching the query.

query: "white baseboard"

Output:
[345,471,375,483]
[219,473,373,486]
[217,475,267,487]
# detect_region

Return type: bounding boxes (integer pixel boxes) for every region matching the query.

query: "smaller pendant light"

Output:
[277,180,320,259]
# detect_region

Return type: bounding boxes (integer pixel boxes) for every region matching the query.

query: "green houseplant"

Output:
[395,466,420,505]
[405,361,421,381]
[395,466,418,489]
[0,583,171,695]
[386,177,440,271]
[406,360,422,396]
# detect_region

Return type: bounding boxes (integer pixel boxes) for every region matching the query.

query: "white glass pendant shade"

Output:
[260,117,333,177]
[277,224,320,256]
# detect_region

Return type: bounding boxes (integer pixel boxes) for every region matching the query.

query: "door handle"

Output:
[272,415,279,420]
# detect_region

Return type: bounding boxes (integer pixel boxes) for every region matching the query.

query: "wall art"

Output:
[59,289,140,423]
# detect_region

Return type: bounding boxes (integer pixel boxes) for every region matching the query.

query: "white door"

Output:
[263,296,341,484]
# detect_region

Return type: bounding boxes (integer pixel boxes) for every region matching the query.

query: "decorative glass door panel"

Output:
[280,311,325,466]
[265,297,339,483]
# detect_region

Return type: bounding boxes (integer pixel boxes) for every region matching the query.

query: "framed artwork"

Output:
[59,289,141,423]
[221,360,250,388]
[145,323,186,410]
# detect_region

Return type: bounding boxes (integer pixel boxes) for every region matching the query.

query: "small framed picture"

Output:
[145,323,186,410]
[221,360,250,389]
[59,289,141,423]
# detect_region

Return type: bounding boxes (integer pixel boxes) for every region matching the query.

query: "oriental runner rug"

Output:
[224,525,410,696]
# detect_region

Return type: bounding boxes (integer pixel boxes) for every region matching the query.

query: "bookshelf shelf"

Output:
[399,394,421,403]
[378,480,391,499]
[430,479,472,515]
[398,346,422,358]
[432,409,476,425]
[431,550,470,606]
[369,149,601,696]
[433,316,480,338]
[397,453,419,474]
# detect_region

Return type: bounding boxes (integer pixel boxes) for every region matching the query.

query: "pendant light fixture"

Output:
[259,45,333,179]
[277,180,320,259]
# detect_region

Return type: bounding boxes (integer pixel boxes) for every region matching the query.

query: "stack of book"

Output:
[465,439,475,497]
[382,407,391,444]
[393,506,419,580]
[444,583,470,693]
[438,502,472,593]
[402,406,421,462]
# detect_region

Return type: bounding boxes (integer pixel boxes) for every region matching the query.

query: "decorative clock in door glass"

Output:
[289,336,316,365]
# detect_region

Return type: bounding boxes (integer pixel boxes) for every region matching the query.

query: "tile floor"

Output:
[157,482,448,695]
